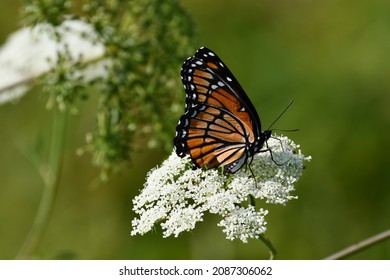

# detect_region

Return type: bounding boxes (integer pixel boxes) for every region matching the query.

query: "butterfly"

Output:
[174,47,272,174]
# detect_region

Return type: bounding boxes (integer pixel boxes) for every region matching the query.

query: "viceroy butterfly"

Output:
[174,47,274,174]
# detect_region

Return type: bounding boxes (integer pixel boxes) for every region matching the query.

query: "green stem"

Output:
[258,233,277,260]
[248,194,256,207]
[248,195,277,259]
[16,109,67,259]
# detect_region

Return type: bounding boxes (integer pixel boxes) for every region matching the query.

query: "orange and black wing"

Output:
[174,47,263,173]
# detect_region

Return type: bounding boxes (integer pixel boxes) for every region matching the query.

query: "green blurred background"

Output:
[1,0,389,259]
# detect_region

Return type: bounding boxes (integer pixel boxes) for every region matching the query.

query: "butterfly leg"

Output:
[270,136,284,152]
[245,155,259,188]
[247,156,256,178]
[260,141,283,166]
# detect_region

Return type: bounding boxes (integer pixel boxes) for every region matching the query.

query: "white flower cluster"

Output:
[0,19,106,105]
[131,136,311,243]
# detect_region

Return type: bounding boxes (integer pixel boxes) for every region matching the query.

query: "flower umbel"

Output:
[131,135,311,243]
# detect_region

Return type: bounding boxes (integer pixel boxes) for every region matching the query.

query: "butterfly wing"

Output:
[174,47,262,173]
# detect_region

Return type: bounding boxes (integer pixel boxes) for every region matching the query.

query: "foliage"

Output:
[20,0,197,180]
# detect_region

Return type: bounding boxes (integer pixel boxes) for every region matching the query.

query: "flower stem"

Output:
[258,233,277,260]
[248,194,256,207]
[16,109,67,259]
[248,195,277,259]
[324,229,390,260]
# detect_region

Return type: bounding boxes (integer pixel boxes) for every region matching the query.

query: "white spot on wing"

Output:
[217,81,225,87]
[226,77,232,82]
[208,51,215,56]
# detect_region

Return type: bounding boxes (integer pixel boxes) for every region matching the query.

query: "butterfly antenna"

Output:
[267,100,294,130]
[272,128,299,133]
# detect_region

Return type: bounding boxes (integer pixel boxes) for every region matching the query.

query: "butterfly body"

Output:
[174,47,271,174]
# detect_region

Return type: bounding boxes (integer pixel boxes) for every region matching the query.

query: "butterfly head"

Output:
[262,130,272,142]
[251,130,272,155]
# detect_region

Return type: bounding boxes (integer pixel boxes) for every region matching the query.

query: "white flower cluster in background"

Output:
[131,136,311,243]
[0,19,107,105]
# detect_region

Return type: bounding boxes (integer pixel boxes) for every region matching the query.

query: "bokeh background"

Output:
[1,0,389,259]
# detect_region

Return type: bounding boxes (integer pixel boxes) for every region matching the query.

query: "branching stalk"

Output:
[16,109,67,259]
[324,229,390,260]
